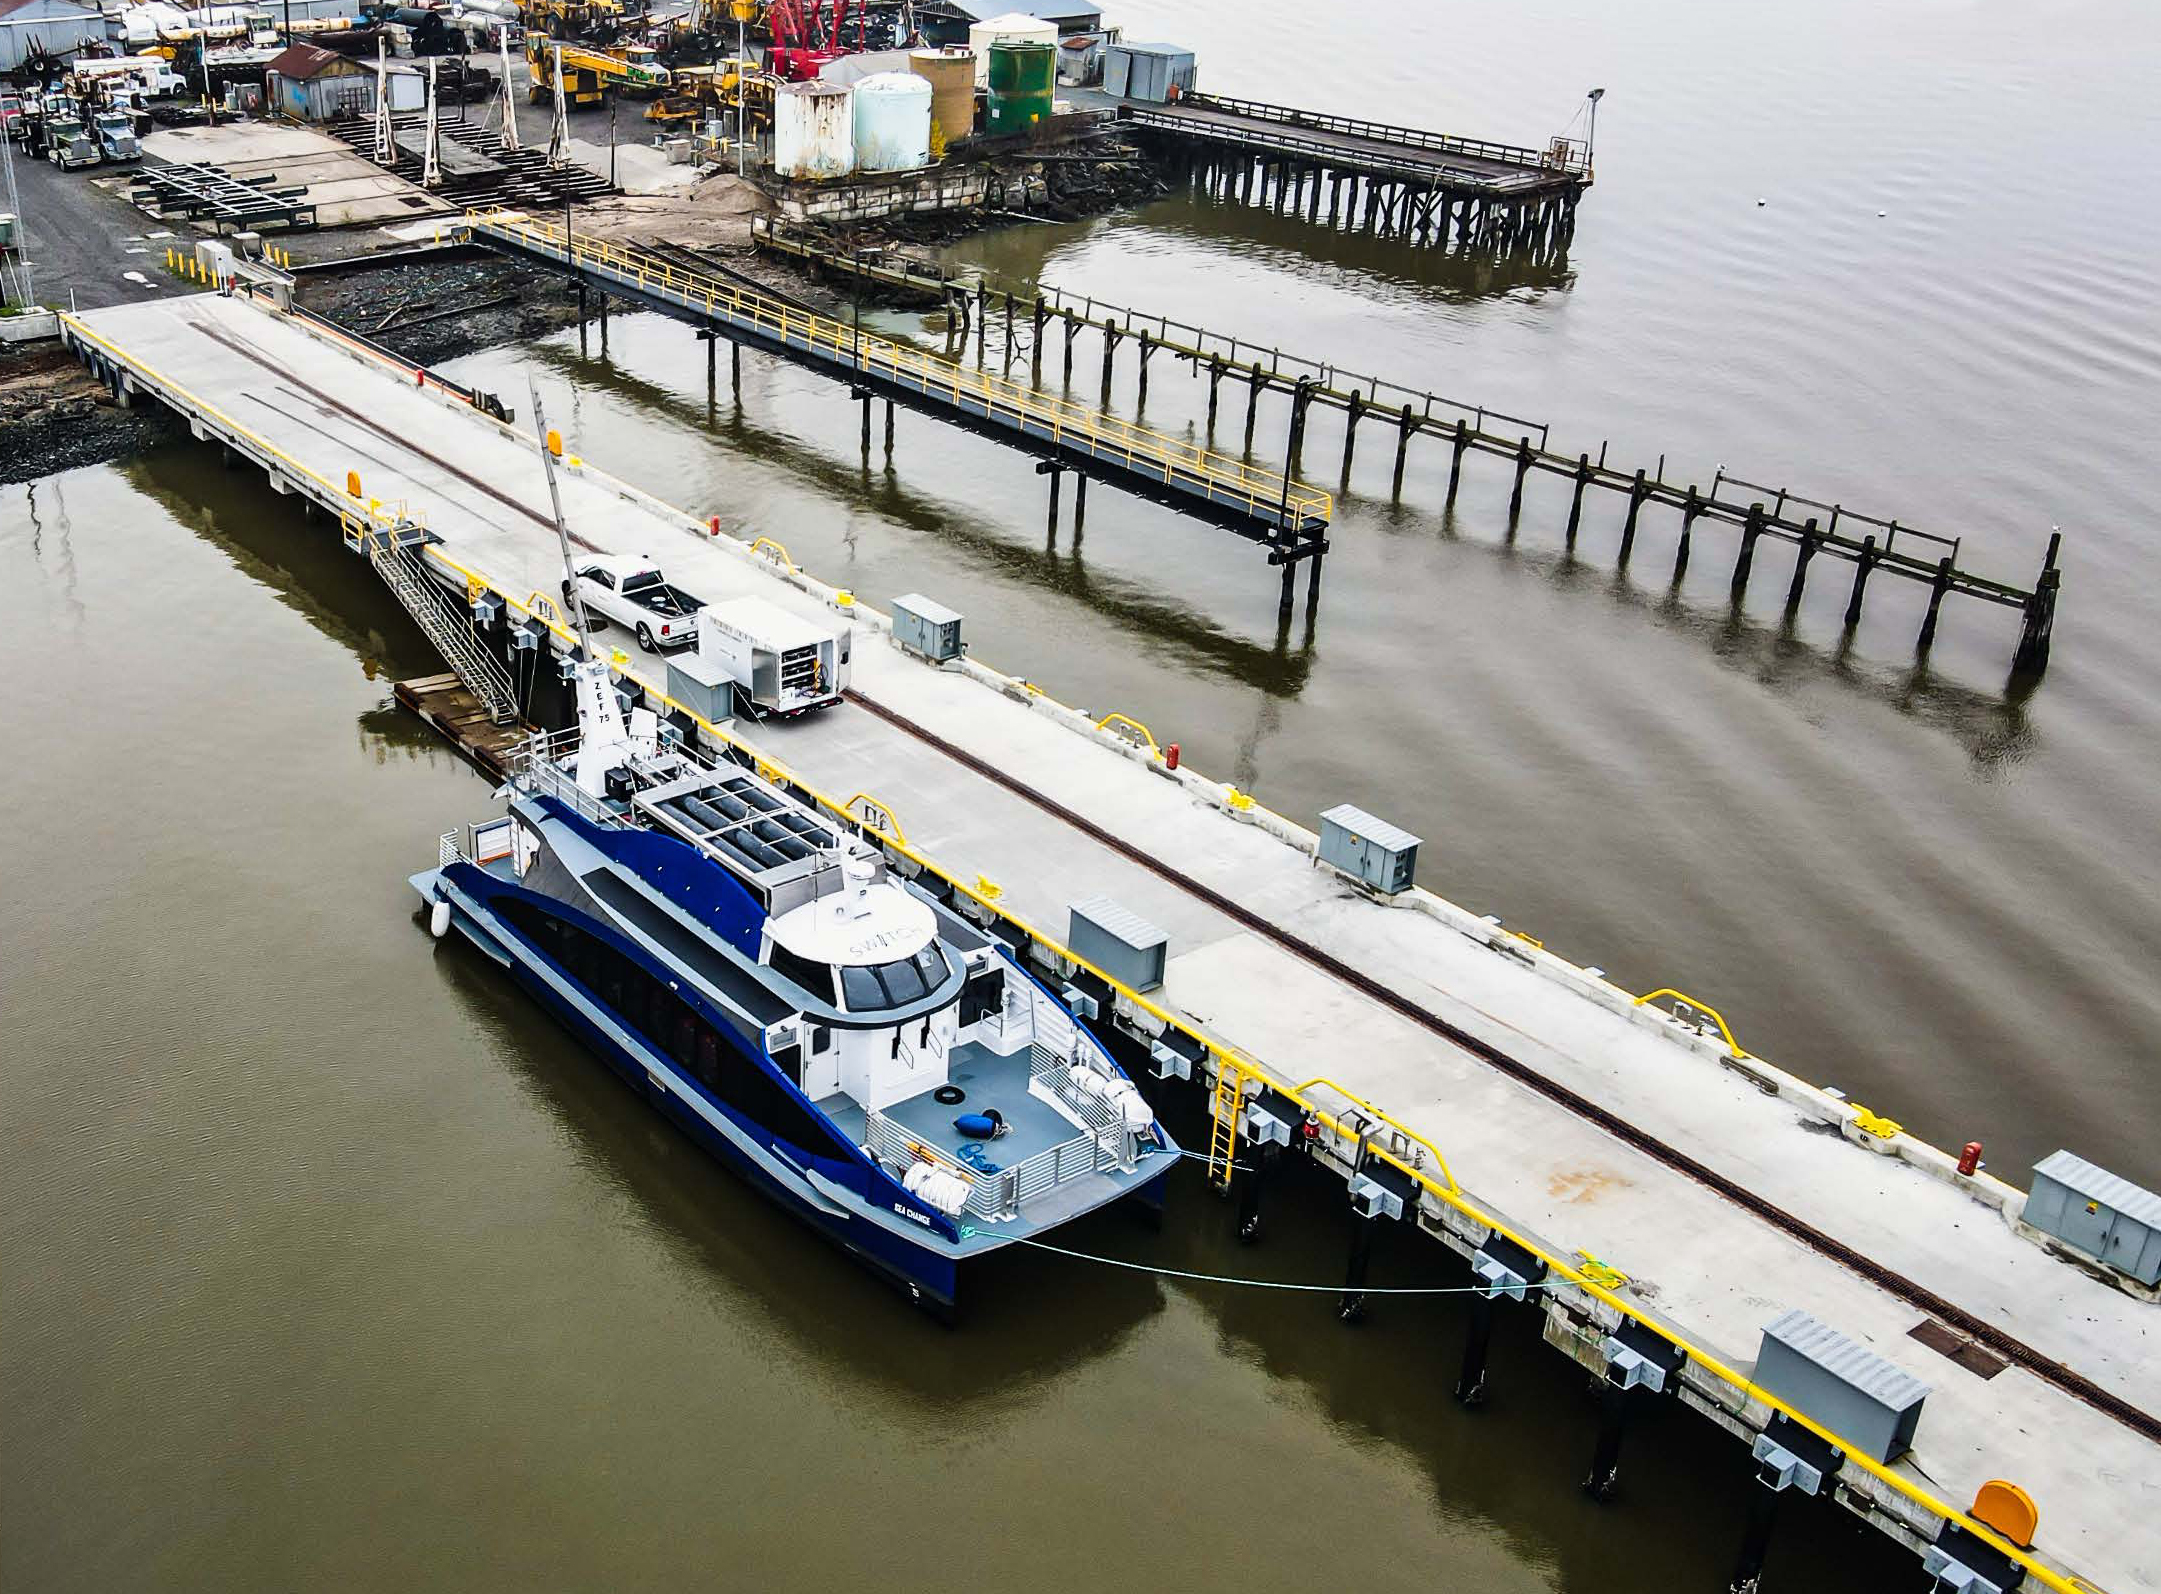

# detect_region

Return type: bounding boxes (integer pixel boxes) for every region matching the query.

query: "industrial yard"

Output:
[4,4,2157,1594]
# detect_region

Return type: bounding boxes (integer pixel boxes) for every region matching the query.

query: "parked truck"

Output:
[564,554,705,651]
[697,596,848,718]
[94,110,141,162]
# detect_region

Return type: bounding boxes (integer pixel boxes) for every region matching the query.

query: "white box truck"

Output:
[698,596,848,717]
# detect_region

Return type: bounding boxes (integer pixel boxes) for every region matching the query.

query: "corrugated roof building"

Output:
[0,0,107,76]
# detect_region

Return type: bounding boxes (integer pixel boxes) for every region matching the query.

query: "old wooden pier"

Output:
[752,221,2060,672]
[1115,93,1591,254]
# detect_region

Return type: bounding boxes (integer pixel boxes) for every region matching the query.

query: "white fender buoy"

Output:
[430,899,452,939]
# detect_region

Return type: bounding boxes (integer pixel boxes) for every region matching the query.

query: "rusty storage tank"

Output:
[908,46,974,143]
[851,71,932,172]
[985,39,1054,135]
[773,79,855,179]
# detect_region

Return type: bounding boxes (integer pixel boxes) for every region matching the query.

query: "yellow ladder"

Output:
[1208,1057,1252,1191]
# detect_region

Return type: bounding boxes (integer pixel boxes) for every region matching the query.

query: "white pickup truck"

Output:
[563,554,704,651]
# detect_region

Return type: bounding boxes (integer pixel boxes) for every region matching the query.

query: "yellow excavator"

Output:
[525,35,673,105]
[641,58,771,131]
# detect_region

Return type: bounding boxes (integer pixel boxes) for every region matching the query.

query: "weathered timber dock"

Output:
[463,212,1333,561]
[1113,92,1590,253]
[59,286,2155,1594]
[392,673,526,782]
[752,219,2060,670]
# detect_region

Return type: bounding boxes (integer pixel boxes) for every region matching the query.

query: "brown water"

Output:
[6,0,2158,1587]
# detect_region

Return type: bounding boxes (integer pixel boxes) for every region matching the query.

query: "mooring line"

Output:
[973,1231,1544,1295]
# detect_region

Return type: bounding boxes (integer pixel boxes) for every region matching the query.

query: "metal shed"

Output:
[2024,1149,2161,1285]
[0,0,106,77]
[265,43,425,122]
[1318,803,1421,895]
[1102,41,1196,104]
[1754,1309,1930,1463]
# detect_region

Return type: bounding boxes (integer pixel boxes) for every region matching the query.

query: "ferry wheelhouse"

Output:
[410,666,1175,1315]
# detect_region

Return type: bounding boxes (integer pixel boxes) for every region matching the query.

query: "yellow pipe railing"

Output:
[1633,987,1749,1059]
[1092,712,1161,757]
[1295,1076,1460,1195]
[66,300,2090,1594]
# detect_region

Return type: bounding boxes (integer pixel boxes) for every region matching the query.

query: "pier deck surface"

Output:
[70,291,2158,1593]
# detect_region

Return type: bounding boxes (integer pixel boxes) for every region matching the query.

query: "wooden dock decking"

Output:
[393,673,527,782]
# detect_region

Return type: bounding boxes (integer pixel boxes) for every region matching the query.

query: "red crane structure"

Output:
[764,0,865,80]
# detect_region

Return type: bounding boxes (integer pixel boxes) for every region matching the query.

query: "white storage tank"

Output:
[850,70,931,172]
[965,11,1057,85]
[773,80,855,179]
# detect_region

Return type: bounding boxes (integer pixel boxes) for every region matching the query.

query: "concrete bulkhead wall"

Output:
[771,165,996,224]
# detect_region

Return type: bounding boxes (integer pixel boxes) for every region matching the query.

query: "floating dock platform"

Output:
[60,288,2158,1594]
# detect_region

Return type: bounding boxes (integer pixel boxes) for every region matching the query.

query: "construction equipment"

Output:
[641,58,769,130]
[765,0,865,81]
[525,35,673,103]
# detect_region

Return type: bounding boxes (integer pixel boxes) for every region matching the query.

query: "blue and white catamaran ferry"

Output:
[409,410,1173,1315]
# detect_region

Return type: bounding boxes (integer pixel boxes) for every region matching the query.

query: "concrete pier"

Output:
[61,288,2158,1594]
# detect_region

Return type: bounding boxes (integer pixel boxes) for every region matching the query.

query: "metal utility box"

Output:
[1103,41,1195,103]
[1067,895,1168,993]
[698,597,848,717]
[1318,804,1421,895]
[2024,1150,2161,1285]
[665,651,737,728]
[891,592,964,663]
[1754,1309,1930,1463]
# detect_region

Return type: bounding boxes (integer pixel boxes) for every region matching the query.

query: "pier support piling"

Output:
[883,399,895,459]
[1391,404,1415,497]
[1843,534,1878,625]
[1455,1290,1497,1407]
[1566,455,1590,547]
[2013,531,2062,672]
[1784,518,1821,611]
[1235,1142,1277,1244]
[1677,485,1702,576]
[1509,435,1533,516]
[1584,1380,1632,1502]
[1340,392,1365,482]
[1619,468,1647,565]
[1340,1210,1377,1323]
[1448,418,1469,502]
[1732,503,1766,597]
[1729,1480,1782,1594]
[1136,329,1153,408]
[1918,554,1955,650]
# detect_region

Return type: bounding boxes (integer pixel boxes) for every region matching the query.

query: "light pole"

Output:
[1586,87,1605,174]
[732,0,754,175]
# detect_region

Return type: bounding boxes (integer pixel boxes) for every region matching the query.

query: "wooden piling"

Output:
[1342,391,1366,479]
[1509,435,1533,515]
[1566,455,1590,546]
[1732,503,1765,596]
[1843,535,1878,626]
[1392,403,1415,496]
[1918,555,1955,649]
[1619,469,1647,564]
[1677,485,1702,576]
[1785,517,1821,609]
[1448,418,1469,501]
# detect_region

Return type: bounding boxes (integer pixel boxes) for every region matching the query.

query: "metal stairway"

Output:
[356,519,520,725]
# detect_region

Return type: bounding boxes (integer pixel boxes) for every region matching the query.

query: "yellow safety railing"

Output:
[1296,1076,1460,1195]
[465,211,1333,529]
[1092,712,1161,757]
[747,536,797,572]
[1633,987,1749,1059]
[65,300,2089,1594]
[841,792,907,845]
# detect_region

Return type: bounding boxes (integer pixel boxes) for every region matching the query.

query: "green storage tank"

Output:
[985,40,1055,135]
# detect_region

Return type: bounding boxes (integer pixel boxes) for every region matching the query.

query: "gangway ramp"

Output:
[59,287,2159,1594]
[461,211,1333,557]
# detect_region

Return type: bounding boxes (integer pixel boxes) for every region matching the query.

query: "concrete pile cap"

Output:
[2032,1149,2161,1224]
[1760,1308,1932,1408]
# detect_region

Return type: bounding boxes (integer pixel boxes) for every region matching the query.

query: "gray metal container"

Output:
[1317,804,1420,894]
[1754,1309,1929,1463]
[665,652,736,727]
[891,593,964,662]
[1103,41,1195,103]
[2024,1150,2161,1285]
[1067,894,1168,993]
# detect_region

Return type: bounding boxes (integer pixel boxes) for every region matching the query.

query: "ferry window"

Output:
[768,944,834,1005]
[878,957,928,1005]
[840,964,884,1011]
[811,1026,831,1055]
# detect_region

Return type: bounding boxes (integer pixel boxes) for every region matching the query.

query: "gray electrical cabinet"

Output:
[1754,1309,1930,1463]
[2025,1150,2161,1285]
[1318,804,1421,894]
[891,593,964,663]
[1103,42,1197,103]
[665,652,736,727]
[1067,895,1168,993]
